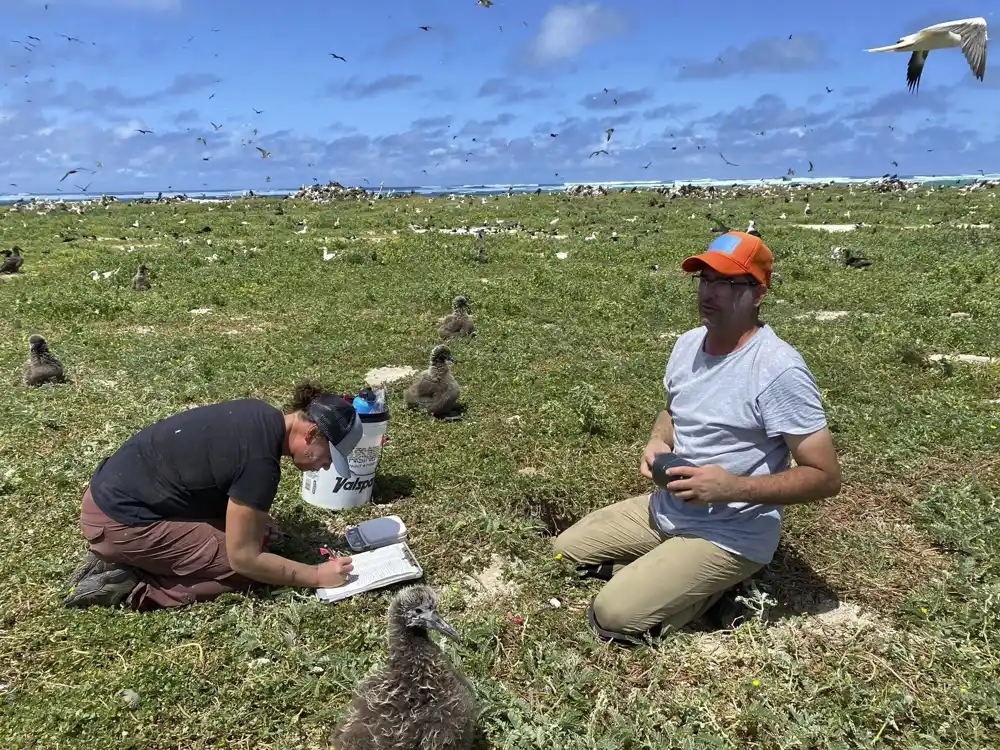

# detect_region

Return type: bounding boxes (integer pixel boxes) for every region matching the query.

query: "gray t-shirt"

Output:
[649,324,828,564]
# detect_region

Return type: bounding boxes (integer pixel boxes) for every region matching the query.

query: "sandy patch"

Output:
[690,598,876,659]
[793,224,858,232]
[795,310,851,322]
[463,554,520,605]
[929,353,996,365]
[189,308,212,315]
[365,365,417,386]
[517,466,538,476]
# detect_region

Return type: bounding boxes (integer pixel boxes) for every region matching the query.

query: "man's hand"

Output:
[640,438,673,479]
[665,464,746,505]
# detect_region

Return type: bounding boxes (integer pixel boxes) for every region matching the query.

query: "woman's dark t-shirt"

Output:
[89,399,286,525]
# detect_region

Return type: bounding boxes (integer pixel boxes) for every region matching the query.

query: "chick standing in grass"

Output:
[24,334,66,387]
[330,585,477,750]
[405,345,460,418]
[438,295,476,340]
[132,264,151,290]
[1,246,23,274]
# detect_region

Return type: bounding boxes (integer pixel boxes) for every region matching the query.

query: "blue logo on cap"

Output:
[707,234,742,255]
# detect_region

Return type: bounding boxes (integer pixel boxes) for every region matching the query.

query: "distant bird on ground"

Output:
[475,229,487,263]
[330,585,477,750]
[438,296,476,340]
[865,16,988,92]
[831,246,872,269]
[746,219,760,237]
[24,334,66,387]
[132,264,150,291]
[329,52,347,61]
[405,345,461,419]
[843,249,872,269]
[1,246,23,274]
[707,213,731,233]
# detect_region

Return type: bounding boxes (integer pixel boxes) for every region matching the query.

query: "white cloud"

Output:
[523,3,627,67]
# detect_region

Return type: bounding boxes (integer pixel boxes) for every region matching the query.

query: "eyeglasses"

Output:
[691,273,759,289]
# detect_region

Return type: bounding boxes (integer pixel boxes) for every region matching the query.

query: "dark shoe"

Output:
[66,551,117,589]
[575,562,615,582]
[63,565,139,608]
[586,599,647,647]
[704,590,747,630]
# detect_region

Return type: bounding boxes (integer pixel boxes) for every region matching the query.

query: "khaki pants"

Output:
[552,494,764,636]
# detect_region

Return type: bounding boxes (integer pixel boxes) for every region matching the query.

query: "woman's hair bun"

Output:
[289,381,328,412]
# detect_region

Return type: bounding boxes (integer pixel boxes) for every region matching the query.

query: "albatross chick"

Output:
[1,246,23,274]
[24,334,66,387]
[132,264,151,291]
[438,296,476,339]
[330,585,477,750]
[405,345,461,419]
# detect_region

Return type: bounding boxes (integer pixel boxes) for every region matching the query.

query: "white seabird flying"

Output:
[865,16,988,92]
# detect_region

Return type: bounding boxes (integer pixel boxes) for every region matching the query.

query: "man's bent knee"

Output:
[550,525,583,562]
[591,585,645,635]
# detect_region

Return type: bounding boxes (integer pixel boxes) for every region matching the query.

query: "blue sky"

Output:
[2,0,998,193]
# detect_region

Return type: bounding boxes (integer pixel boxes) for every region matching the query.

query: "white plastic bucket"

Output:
[301,411,389,510]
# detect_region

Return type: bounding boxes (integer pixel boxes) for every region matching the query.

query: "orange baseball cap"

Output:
[681,231,773,288]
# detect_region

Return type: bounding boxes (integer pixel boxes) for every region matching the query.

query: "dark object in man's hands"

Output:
[650,452,697,490]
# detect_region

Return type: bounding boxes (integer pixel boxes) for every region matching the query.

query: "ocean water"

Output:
[1,173,997,206]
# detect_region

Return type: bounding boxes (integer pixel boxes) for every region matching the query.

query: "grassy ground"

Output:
[1,184,998,749]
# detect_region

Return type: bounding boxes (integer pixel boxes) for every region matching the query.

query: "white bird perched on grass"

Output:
[865,16,988,92]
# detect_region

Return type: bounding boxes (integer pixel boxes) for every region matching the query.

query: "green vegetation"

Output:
[1,185,998,748]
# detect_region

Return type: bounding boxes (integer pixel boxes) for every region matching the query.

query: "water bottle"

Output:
[353,387,376,415]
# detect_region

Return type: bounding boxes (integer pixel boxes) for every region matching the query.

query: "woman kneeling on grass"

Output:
[63,383,360,610]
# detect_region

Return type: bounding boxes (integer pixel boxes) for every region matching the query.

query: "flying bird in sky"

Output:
[478,0,493,6]
[59,168,90,182]
[256,147,271,159]
[589,149,609,158]
[719,152,739,167]
[135,128,152,134]
[865,16,988,92]
[419,26,432,31]
[329,52,347,62]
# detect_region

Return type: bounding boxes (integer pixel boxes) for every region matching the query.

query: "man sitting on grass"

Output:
[553,230,842,645]
[63,383,359,610]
